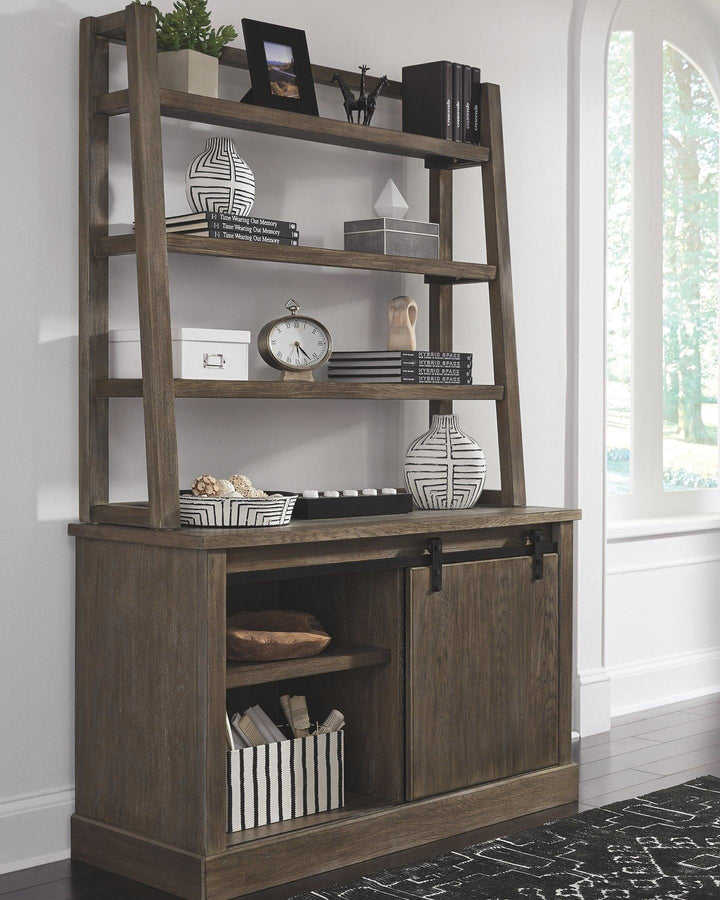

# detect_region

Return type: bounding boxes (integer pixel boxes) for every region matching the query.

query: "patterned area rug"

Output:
[292,776,720,899]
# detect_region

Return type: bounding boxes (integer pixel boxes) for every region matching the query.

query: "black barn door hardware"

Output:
[226,530,557,588]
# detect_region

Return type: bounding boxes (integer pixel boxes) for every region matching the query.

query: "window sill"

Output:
[607,514,720,541]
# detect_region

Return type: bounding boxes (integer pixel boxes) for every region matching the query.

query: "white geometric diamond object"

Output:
[374,179,409,219]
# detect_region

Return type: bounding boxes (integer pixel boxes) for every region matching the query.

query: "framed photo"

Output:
[241,19,319,117]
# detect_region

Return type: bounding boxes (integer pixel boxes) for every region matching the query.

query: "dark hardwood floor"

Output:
[5,692,720,899]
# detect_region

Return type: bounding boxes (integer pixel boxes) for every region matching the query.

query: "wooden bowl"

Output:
[226,610,331,661]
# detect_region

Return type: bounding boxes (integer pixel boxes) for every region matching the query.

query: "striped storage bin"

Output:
[227,732,344,832]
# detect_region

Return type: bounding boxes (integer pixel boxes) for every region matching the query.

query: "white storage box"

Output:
[227,732,344,832]
[109,328,251,380]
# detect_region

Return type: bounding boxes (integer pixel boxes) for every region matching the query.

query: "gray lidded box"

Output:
[344,218,439,259]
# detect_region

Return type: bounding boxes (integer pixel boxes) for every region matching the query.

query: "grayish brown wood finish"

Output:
[94,379,503,401]
[226,645,391,689]
[78,17,109,522]
[207,765,577,899]
[223,525,543,575]
[125,2,179,529]
[90,500,150,527]
[97,89,484,167]
[224,793,388,848]
[555,521,574,764]
[69,507,582,549]
[281,571,406,803]
[71,815,203,899]
[219,47,403,101]
[94,233,495,284]
[23,696,720,898]
[200,551,228,855]
[480,83,526,506]
[428,168,454,420]
[93,8,127,39]
[76,13,577,889]
[70,765,576,900]
[406,557,559,800]
[75,538,218,853]
[70,511,576,897]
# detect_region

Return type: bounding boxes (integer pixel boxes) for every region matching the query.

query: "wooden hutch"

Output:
[69,5,580,898]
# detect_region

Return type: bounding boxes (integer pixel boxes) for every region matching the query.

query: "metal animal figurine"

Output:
[332,66,389,126]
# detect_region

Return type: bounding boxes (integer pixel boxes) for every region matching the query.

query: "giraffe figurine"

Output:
[332,65,388,125]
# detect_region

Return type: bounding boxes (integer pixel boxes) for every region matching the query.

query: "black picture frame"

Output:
[241,19,319,117]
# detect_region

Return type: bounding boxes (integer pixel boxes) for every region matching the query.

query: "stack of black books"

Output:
[163,213,299,246]
[328,351,473,384]
[402,61,481,143]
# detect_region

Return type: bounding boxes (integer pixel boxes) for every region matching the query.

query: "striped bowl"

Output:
[179,491,297,528]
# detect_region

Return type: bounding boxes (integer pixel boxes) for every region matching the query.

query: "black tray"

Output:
[292,489,413,520]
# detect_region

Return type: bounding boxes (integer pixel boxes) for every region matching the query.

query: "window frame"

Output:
[607,3,720,521]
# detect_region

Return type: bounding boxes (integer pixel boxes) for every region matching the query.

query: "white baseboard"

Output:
[0,787,73,874]
[575,667,612,736]
[609,646,720,717]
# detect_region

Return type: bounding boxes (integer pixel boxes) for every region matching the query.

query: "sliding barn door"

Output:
[406,556,559,800]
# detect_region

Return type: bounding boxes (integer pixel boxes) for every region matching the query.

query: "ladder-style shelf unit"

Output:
[73,8,580,898]
[80,2,525,531]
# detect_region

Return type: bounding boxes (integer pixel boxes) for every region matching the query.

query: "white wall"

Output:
[0,0,574,871]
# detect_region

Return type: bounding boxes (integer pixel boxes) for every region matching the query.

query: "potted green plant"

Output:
[136,0,237,98]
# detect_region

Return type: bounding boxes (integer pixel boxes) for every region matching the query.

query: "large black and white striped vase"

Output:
[404,414,486,509]
[185,137,255,216]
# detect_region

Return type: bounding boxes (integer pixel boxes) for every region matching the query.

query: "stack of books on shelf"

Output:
[158,212,299,245]
[328,350,473,384]
[402,61,481,143]
[226,695,345,749]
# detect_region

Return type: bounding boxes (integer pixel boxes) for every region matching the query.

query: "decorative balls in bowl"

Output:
[179,473,297,528]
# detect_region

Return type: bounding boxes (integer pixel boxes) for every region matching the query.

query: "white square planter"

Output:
[157,49,219,98]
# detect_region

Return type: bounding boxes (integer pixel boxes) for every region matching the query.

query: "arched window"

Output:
[606,6,720,518]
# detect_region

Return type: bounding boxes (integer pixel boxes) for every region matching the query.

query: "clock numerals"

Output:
[262,314,330,372]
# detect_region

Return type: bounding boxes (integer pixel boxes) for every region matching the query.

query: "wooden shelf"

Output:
[226,644,390,689]
[96,88,489,169]
[225,792,391,847]
[71,506,583,550]
[95,233,495,284]
[94,379,504,401]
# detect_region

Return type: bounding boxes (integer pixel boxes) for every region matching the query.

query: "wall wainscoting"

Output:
[603,526,720,723]
[0,787,73,873]
[607,646,720,717]
[575,668,612,736]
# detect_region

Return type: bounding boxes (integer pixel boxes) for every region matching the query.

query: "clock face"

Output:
[267,317,330,370]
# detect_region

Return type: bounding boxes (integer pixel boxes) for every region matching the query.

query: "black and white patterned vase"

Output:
[185,137,255,216]
[404,414,486,509]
